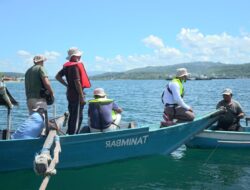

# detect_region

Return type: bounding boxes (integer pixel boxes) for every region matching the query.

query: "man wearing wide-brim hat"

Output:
[25,55,54,114]
[55,47,91,135]
[161,68,195,126]
[215,88,244,131]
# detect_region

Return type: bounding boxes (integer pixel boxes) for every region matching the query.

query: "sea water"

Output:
[0,79,250,190]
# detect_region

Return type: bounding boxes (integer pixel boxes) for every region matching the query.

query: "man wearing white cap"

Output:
[215,88,244,131]
[25,55,54,114]
[161,68,195,126]
[56,47,91,134]
[88,88,123,132]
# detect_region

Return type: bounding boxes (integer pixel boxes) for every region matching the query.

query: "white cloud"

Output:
[177,28,250,63]
[95,56,105,62]
[17,50,61,65]
[93,28,250,72]
[17,50,32,58]
[4,29,250,73]
[17,50,33,65]
[44,51,60,61]
[142,35,165,49]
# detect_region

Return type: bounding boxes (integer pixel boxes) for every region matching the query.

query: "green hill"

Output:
[0,72,24,78]
[90,62,250,80]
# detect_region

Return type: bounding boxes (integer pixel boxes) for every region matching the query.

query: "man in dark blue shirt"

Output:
[88,88,123,132]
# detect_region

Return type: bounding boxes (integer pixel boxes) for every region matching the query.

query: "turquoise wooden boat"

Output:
[0,110,222,172]
[186,118,250,149]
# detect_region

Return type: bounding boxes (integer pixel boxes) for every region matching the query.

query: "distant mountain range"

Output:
[2,62,250,80]
[90,62,250,80]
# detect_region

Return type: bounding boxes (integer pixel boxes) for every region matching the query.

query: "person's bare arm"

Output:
[237,112,245,119]
[55,73,68,87]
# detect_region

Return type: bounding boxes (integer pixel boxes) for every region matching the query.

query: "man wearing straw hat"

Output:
[56,47,91,135]
[25,55,54,114]
[161,68,195,126]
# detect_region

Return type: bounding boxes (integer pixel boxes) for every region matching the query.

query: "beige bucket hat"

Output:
[33,55,47,63]
[93,88,106,97]
[176,68,190,77]
[66,47,83,60]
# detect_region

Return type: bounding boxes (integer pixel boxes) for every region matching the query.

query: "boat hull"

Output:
[0,110,221,172]
[186,129,250,149]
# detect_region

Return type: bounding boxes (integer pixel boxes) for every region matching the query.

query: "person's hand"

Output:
[115,108,123,113]
[118,108,123,113]
[80,97,86,105]
[237,113,244,119]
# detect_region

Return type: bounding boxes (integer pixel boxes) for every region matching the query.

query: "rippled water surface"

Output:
[0,79,250,190]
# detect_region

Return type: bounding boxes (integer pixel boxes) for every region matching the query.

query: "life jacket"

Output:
[88,98,116,120]
[161,78,184,104]
[63,62,91,88]
[88,98,117,130]
[170,78,184,97]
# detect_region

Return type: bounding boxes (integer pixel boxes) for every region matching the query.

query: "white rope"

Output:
[39,135,61,190]
[203,143,219,165]
[34,129,61,190]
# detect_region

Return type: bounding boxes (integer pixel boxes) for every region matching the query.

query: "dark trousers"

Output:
[67,101,84,135]
[215,119,241,131]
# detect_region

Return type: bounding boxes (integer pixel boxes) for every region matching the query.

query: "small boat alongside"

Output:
[186,117,250,149]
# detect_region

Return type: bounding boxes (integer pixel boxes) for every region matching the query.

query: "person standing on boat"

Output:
[25,55,54,114]
[215,88,244,131]
[88,88,123,132]
[55,47,91,135]
[161,68,195,126]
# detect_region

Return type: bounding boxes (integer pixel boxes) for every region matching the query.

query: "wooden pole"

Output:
[6,108,11,139]
[44,110,49,136]
[53,102,56,118]
[42,130,57,151]
[36,125,61,190]
[39,134,61,190]
[246,117,250,126]
[75,99,80,134]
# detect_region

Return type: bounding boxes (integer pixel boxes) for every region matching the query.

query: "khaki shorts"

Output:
[27,98,47,115]
[164,106,195,122]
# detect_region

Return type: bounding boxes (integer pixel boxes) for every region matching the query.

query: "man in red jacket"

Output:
[56,47,91,134]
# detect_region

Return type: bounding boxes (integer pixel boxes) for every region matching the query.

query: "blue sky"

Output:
[1,0,250,76]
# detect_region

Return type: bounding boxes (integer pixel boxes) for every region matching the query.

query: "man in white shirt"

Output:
[161,68,195,126]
